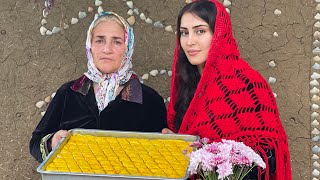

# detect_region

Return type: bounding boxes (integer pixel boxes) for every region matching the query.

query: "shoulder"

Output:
[238,65,268,84]
[141,84,164,102]
[56,80,75,92]
[54,78,81,96]
[46,80,77,105]
[224,58,268,84]
[57,75,91,93]
[59,81,75,90]
[141,84,161,96]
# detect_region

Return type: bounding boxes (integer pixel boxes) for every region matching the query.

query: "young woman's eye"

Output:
[180,31,188,36]
[196,30,206,34]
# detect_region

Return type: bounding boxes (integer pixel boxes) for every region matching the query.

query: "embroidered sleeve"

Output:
[40,133,53,161]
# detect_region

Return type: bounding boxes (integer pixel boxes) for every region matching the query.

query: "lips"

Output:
[100,57,113,61]
[187,50,200,56]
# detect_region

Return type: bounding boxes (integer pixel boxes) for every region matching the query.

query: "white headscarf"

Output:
[84,12,135,112]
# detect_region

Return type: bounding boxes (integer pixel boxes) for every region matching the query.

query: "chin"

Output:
[97,68,112,75]
[189,59,206,66]
[188,60,200,66]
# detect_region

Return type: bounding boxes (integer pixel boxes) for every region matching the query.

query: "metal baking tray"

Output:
[37,129,199,180]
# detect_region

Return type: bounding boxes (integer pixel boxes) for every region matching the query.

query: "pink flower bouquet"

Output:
[187,138,266,180]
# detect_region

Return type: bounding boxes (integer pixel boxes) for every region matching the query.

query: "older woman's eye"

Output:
[113,40,122,45]
[95,39,103,44]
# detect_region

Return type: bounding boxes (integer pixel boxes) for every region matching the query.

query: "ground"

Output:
[0,0,313,179]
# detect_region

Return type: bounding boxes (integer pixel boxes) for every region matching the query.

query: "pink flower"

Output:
[216,161,233,179]
[200,150,216,172]
[188,149,203,175]
[187,138,266,179]
[205,143,219,154]
[190,141,204,149]
[231,153,251,166]
[200,137,210,144]
[190,138,211,149]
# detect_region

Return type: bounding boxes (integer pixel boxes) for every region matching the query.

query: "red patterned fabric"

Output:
[167,0,291,179]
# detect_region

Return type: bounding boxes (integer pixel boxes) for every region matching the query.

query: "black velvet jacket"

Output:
[30,76,167,162]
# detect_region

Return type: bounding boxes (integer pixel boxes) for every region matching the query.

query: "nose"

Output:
[102,41,113,54]
[187,33,195,46]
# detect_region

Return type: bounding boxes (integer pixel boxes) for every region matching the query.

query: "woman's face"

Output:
[180,12,213,73]
[91,19,126,74]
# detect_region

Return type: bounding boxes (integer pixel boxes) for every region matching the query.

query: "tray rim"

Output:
[37,128,199,180]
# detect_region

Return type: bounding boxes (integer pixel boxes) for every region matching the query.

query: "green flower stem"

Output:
[239,165,256,180]
[235,165,245,179]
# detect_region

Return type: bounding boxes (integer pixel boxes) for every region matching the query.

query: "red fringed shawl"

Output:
[167,0,292,179]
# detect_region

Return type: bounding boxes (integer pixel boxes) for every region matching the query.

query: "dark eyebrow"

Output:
[112,37,124,41]
[180,25,209,29]
[94,36,104,39]
[93,35,123,41]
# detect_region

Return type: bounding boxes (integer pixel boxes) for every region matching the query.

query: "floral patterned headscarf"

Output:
[84,12,135,112]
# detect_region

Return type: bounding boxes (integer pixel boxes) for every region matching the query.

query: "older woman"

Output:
[163,0,291,179]
[30,12,167,163]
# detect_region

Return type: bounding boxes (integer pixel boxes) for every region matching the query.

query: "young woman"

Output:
[30,12,167,163]
[164,0,291,179]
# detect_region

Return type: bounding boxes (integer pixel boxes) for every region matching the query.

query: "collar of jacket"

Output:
[70,75,143,104]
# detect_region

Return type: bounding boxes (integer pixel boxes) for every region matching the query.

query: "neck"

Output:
[197,64,204,75]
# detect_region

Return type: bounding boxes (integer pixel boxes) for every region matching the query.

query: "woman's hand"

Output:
[51,130,70,149]
[161,128,174,134]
